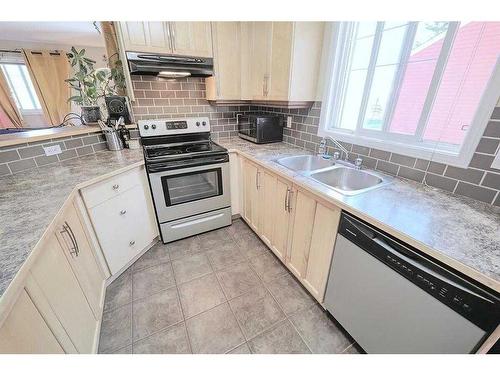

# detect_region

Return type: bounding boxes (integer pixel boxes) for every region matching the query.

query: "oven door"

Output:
[148,160,231,223]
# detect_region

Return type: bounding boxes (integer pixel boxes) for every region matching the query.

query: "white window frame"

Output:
[319,22,500,168]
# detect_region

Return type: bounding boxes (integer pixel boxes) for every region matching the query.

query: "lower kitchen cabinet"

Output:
[239,156,341,303]
[28,232,98,353]
[0,290,64,354]
[84,167,158,275]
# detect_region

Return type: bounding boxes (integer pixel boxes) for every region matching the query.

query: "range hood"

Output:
[126,51,214,78]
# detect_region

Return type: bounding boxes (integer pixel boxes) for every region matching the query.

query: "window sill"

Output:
[317,128,472,168]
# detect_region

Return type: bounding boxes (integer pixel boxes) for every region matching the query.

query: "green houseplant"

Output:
[65,47,127,124]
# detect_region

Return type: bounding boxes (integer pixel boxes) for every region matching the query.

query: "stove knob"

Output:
[196,121,200,126]
[144,124,149,130]
[151,124,157,129]
[202,121,207,126]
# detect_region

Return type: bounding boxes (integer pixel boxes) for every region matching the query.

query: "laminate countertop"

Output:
[0,149,145,297]
[217,137,500,292]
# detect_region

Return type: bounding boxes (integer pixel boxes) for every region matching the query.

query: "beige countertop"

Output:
[217,137,500,293]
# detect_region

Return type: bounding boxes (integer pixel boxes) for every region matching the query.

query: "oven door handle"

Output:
[148,156,229,173]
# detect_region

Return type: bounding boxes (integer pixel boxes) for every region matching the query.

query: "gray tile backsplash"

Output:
[0,132,108,176]
[253,102,500,206]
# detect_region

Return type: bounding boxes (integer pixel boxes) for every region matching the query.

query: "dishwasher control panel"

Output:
[339,213,500,333]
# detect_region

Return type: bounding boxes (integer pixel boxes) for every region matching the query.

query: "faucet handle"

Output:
[354,157,363,169]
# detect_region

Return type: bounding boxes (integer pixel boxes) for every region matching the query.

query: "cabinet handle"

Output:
[165,22,173,51]
[287,190,294,212]
[170,23,176,51]
[120,209,127,215]
[129,240,136,246]
[256,171,260,190]
[112,184,119,190]
[60,221,79,257]
[263,74,269,97]
[284,188,290,212]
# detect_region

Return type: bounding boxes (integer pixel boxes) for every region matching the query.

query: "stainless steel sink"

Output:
[309,167,389,195]
[275,155,335,172]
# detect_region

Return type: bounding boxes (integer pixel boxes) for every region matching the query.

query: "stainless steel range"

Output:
[139,117,231,243]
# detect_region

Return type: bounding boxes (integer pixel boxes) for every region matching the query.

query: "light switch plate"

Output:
[286,116,292,128]
[43,144,62,156]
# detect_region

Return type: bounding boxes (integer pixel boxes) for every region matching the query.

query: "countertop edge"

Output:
[227,148,500,294]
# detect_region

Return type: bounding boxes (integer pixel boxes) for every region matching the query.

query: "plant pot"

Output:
[81,106,101,124]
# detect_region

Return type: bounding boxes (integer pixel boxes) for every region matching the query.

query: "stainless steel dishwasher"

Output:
[324,213,500,354]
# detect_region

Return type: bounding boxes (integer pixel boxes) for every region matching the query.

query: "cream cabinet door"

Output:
[270,177,293,261]
[286,189,316,278]
[29,233,98,353]
[56,200,106,318]
[258,169,277,247]
[303,202,340,302]
[268,22,293,100]
[119,21,171,53]
[249,22,272,100]
[170,22,213,57]
[0,290,64,354]
[206,22,241,100]
[242,159,259,231]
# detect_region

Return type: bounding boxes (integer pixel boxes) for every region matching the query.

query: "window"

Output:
[320,21,500,167]
[0,63,42,112]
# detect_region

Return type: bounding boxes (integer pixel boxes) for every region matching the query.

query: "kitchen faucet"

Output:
[318,136,363,169]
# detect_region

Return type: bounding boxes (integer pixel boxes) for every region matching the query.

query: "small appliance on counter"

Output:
[138,117,231,243]
[238,114,283,144]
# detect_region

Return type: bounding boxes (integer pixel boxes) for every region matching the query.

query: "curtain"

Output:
[101,21,126,96]
[0,67,23,128]
[22,49,70,126]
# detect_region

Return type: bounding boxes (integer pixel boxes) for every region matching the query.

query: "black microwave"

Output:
[238,114,283,144]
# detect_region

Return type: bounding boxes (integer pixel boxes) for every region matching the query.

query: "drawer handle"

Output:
[112,184,119,190]
[60,221,79,258]
[120,209,127,215]
[129,240,136,246]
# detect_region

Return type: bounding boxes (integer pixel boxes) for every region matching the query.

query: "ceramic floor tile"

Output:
[132,322,191,354]
[98,304,132,353]
[132,288,183,341]
[110,345,132,354]
[171,253,213,284]
[178,273,226,318]
[103,269,132,311]
[167,236,203,261]
[185,303,245,354]
[206,241,244,271]
[248,252,288,282]
[289,304,353,353]
[248,320,311,354]
[235,232,269,259]
[226,219,254,239]
[266,273,315,315]
[229,286,285,339]
[343,343,363,354]
[133,242,170,272]
[216,262,263,300]
[198,228,235,252]
[227,343,252,354]
[132,262,175,299]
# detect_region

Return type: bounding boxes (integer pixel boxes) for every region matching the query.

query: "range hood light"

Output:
[158,71,191,78]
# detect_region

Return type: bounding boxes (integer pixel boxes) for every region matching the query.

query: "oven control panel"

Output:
[138,117,210,137]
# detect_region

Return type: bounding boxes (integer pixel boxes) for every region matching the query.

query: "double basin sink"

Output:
[275,154,391,196]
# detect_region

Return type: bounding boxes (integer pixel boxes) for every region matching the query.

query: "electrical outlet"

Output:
[43,145,62,156]
[286,116,292,128]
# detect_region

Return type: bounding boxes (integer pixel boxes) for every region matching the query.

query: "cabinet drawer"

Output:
[89,184,157,274]
[81,167,145,209]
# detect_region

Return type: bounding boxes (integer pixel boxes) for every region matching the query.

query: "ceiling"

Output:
[0,22,105,47]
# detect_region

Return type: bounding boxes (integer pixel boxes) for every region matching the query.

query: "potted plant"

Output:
[66,47,127,124]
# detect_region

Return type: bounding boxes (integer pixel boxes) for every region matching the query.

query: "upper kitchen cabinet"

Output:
[243,22,325,103]
[206,22,242,101]
[118,21,213,57]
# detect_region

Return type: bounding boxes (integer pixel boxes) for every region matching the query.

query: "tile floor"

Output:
[98,219,362,354]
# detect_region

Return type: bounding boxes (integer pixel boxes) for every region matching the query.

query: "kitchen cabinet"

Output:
[118,21,212,57]
[28,232,98,353]
[82,166,158,275]
[55,201,106,318]
[0,290,64,354]
[257,169,277,247]
[242,159,260,232]
[269,177,294,261]
[206,22,242,101]
[242,22,325,103]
